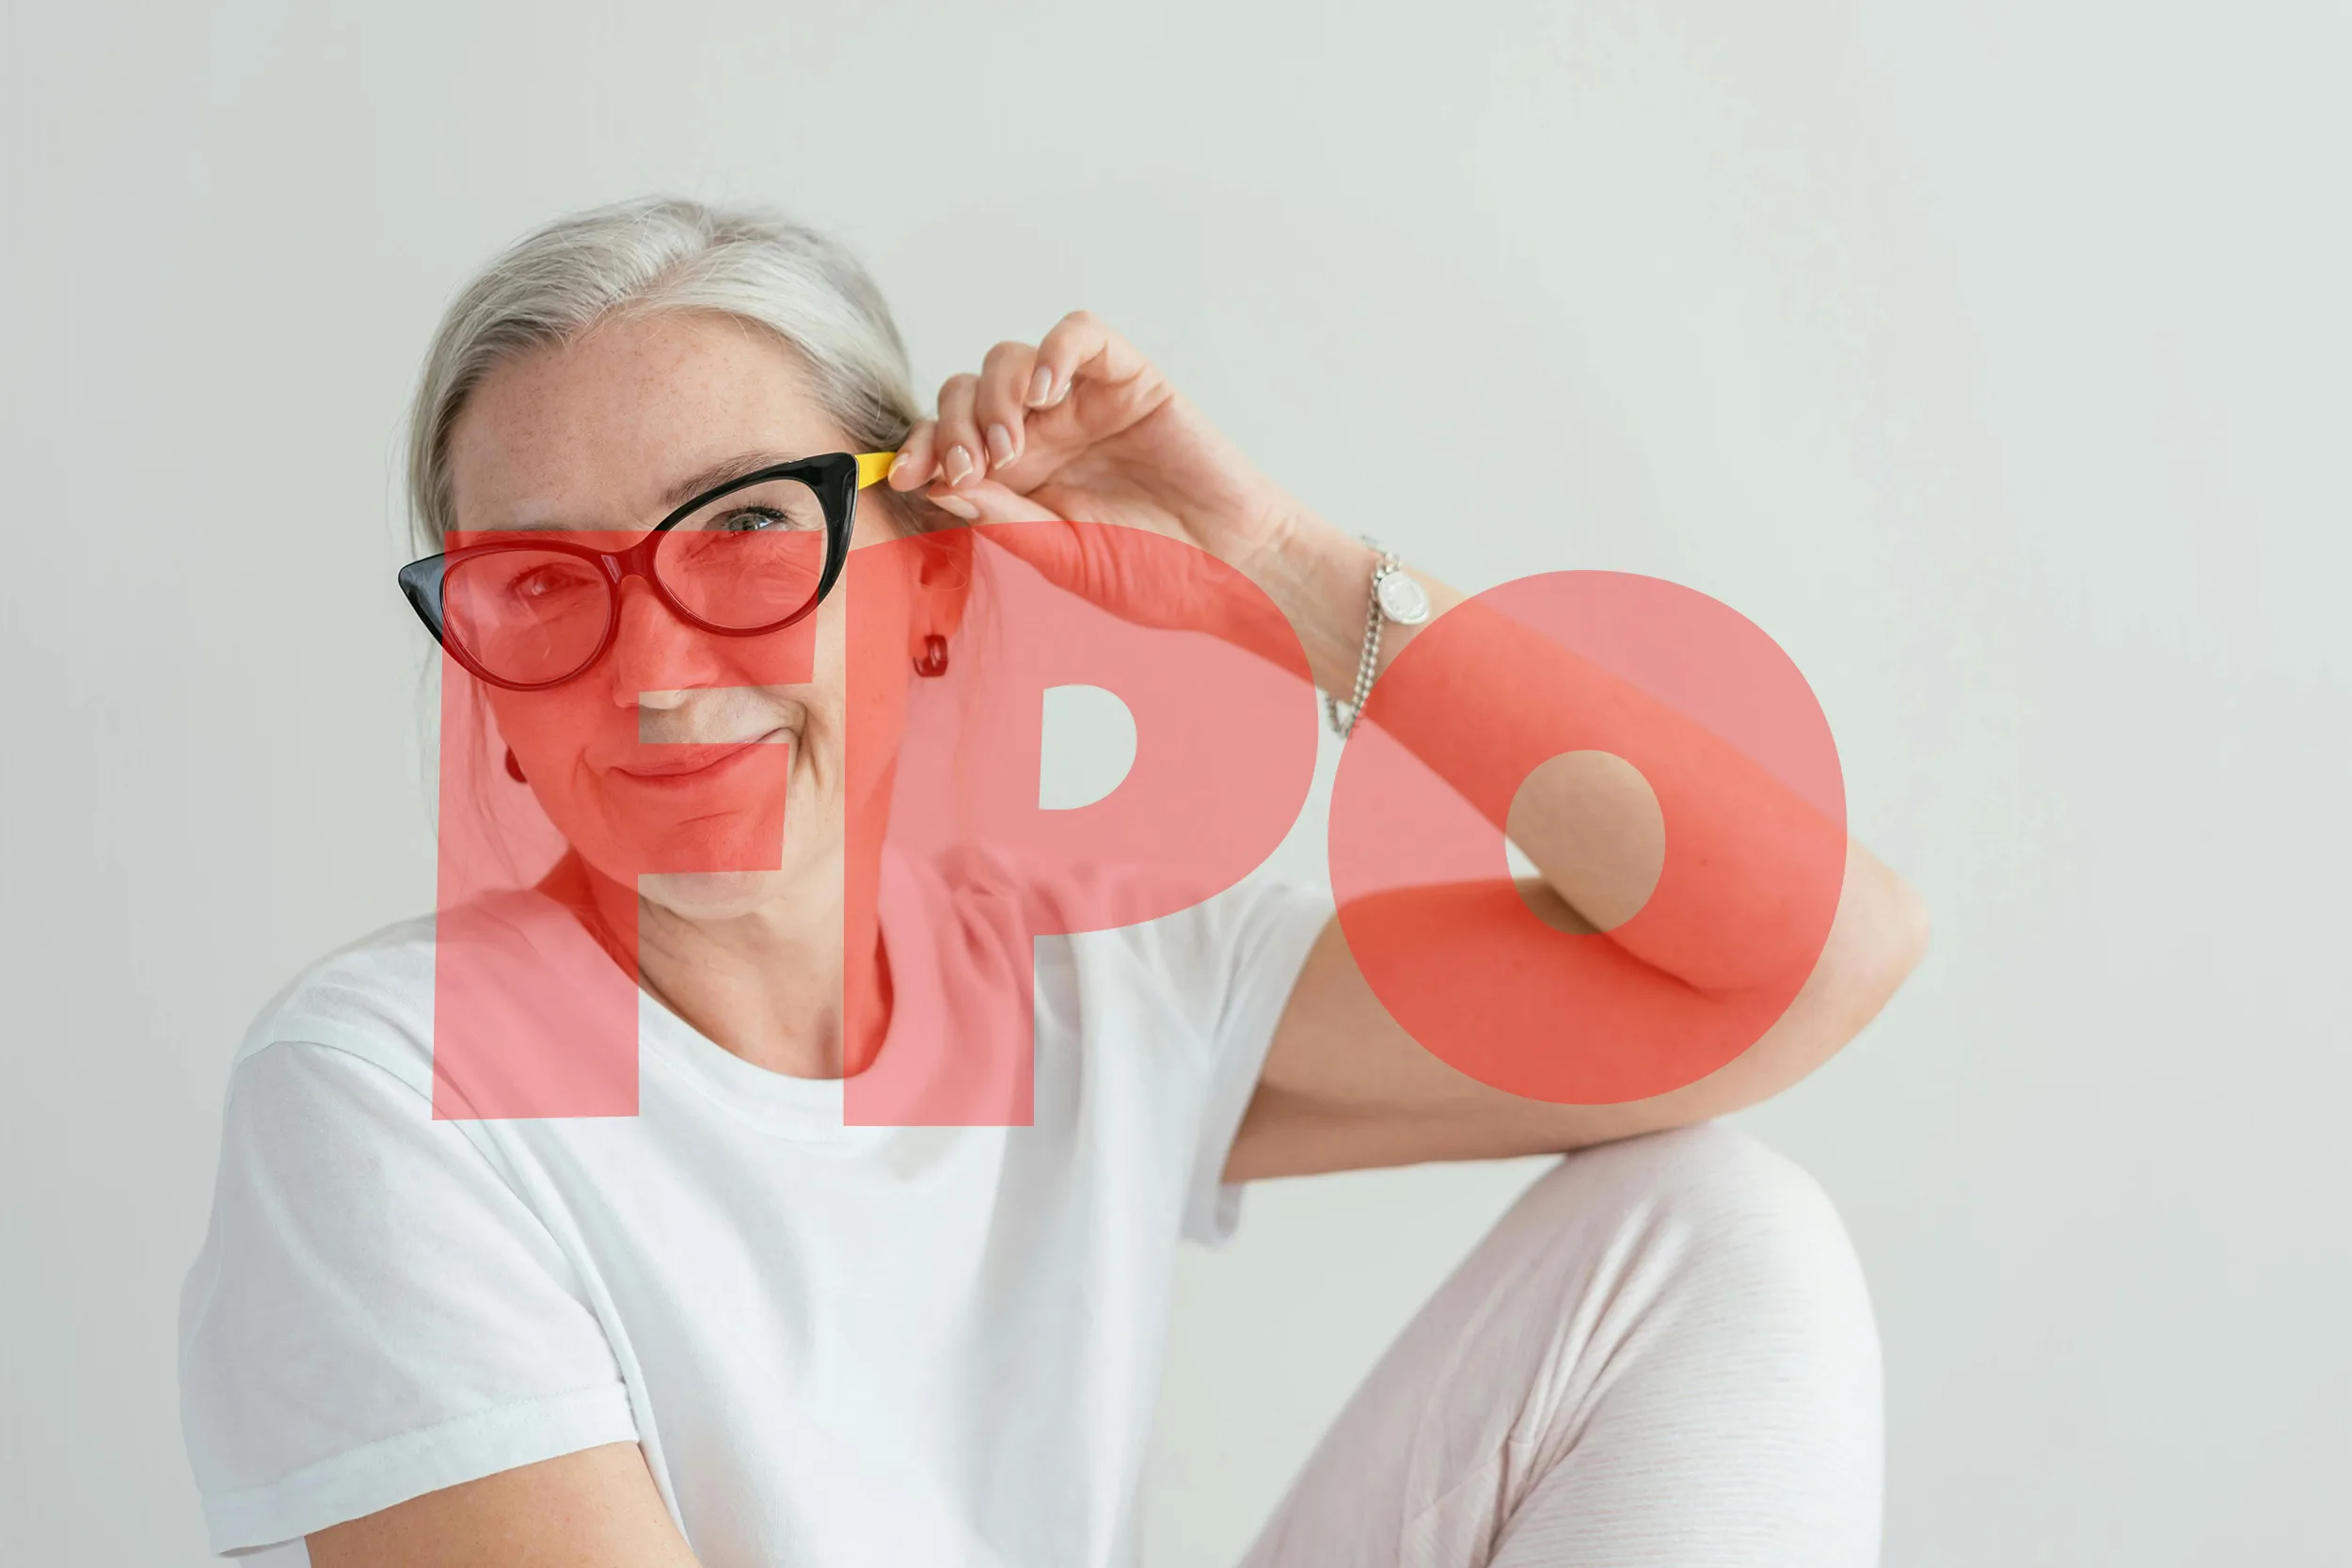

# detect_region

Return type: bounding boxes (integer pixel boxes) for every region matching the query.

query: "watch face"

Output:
[1376,569,1432,625]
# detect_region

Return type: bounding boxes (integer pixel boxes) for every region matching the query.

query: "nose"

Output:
[605,576,727,711]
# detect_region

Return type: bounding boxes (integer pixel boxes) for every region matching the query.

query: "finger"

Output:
[888,419,938,490]
[975,341,1039,475]
[923,475,1052,524]
[1029,309,1150,408]
[945,477,1058,524]
[933,372,985,488]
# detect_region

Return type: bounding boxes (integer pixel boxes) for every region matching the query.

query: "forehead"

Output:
[446,311,842,532]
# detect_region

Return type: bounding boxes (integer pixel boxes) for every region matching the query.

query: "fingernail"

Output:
[889,450,918,486]
[986,423,1017,467]
[1025,367,1054,407]
[933,493,978,519]
[1049,376,1072,406]
[944,445,974,485]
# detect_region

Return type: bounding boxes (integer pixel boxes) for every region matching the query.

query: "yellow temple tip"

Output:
[855,451,898,489]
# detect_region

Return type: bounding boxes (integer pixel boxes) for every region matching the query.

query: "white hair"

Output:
[406,196,925,548]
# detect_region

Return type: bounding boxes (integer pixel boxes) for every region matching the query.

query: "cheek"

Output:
[799,574,919,790]
[836,546,920,686]
[489,689,612,777]
[791,611,871,765]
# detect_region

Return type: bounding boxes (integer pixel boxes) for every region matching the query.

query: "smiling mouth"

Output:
[612,728,790,782]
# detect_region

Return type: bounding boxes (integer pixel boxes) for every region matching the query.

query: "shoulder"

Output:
[188,897,612,1345]
[229,890,578,1101]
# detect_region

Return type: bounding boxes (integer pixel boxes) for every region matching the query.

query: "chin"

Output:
[637,868,796,923]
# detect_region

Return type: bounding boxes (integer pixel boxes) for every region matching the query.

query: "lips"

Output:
[611,729,789,782]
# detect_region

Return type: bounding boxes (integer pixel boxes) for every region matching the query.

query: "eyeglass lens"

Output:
[441,475,832,686]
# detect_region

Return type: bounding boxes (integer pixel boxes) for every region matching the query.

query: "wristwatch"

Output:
[1373,555,1433,628]
[1326,539,1430,739]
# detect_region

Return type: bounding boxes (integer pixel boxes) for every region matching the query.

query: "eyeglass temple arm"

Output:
[855,451,898,490]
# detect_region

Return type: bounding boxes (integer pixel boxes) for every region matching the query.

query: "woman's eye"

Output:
[718,508,785,533]
[513,566,590,601]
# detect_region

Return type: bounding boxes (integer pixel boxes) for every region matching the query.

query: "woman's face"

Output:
[445,310,930,923]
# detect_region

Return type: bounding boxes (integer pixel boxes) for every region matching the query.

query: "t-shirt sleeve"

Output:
[178,1039,637,1557]
[1171,874,1335,1247]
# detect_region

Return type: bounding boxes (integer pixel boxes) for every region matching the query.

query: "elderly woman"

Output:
[179,198,1926,1568]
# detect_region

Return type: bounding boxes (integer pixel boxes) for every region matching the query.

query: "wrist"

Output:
[1238,508,1386,692]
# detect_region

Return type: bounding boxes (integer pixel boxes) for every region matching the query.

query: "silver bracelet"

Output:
[1324,536,1432,738]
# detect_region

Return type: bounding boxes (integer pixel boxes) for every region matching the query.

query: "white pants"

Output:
[1239,1124,1883,1568]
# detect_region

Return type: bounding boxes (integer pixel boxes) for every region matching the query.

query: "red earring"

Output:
[504,747,527,784]
[914,634,950,677]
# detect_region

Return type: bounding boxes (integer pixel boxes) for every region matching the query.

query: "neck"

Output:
[547,843,892,1080]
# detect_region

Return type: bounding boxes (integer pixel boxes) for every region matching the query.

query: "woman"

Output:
[179,197,1927,1567]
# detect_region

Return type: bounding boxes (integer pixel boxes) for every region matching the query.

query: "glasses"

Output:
[398,451,898,691]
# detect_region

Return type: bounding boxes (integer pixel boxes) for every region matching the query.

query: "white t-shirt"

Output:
[177,852,1332,1565]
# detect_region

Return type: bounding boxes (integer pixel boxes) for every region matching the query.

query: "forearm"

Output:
[1238,507,1854,997]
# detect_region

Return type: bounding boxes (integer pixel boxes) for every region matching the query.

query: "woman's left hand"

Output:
[886,312,1306,619]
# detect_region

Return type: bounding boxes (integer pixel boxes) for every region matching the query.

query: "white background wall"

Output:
[3,2,2345,1563]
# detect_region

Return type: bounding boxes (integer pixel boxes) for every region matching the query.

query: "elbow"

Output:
[1816,864,1931,1063]
[1882,871,1932,994]
[1746,866,1930,1102]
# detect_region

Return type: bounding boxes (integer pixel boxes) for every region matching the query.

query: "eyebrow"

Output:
[660,451,813,512]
